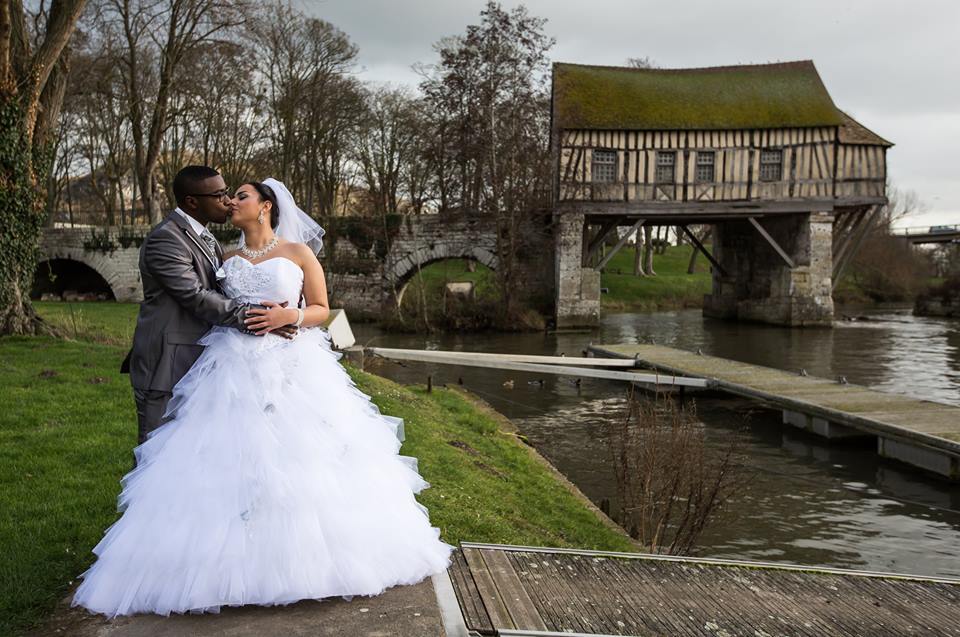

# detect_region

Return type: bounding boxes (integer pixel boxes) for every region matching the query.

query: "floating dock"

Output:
[448,542,960,636]
[589,343,960,480]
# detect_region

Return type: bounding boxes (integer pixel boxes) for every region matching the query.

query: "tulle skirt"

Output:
[72,327,453,617]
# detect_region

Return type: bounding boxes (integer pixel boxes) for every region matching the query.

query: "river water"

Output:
[353,309,960,578]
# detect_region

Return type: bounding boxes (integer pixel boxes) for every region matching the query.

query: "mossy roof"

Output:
[552,60,845,131]
[838,111,893,146]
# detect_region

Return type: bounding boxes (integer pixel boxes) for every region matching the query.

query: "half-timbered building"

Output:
[550,60,891,328]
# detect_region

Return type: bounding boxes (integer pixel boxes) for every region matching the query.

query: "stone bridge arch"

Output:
[381,214,499,308]
[388,246,499,308]
[37,228,143,302]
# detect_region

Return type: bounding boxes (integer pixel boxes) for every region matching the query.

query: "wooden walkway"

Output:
[588,343,960,479]
[448,543,960,636]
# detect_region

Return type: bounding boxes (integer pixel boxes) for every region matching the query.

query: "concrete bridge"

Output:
[35,214,501,318]
[892,224,960,245]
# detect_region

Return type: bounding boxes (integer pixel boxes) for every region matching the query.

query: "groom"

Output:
[122,165,290,444]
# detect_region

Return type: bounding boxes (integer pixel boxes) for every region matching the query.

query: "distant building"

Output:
[550,60,891,328]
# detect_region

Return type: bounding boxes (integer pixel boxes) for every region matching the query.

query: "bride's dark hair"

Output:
[245,182,280,230]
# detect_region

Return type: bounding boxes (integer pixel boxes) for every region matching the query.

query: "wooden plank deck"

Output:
[448,543,960,636]
[588,343,960,476]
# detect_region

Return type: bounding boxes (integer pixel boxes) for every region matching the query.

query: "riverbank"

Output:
[915,277,960,318]
[0,302,633,637]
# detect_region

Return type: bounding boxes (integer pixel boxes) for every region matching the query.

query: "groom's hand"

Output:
[274,325,298,339]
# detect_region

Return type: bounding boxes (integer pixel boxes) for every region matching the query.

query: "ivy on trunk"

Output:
[0,0,88,335]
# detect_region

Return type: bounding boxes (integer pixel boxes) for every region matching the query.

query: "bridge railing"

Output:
[892,224,960,237]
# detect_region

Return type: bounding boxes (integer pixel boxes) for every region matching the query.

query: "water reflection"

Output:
[602,309,960,406]
[353,309,960,577]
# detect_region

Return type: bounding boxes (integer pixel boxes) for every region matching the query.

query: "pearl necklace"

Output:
[240,235,280,260]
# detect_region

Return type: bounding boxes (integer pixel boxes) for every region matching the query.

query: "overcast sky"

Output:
[299,0,959,229]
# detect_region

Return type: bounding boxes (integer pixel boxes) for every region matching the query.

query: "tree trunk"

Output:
[633,229,645,276]
[0,98,55,335]
[0,0,88,335]
[643,225,656,276]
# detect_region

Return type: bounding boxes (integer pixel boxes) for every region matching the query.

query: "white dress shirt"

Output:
[175,207,208,236]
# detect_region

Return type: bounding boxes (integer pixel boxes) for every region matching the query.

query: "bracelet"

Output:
[294,308,305,327]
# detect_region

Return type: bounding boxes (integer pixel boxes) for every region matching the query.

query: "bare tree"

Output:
[185,41,267,189]
[642,225,656,276]
[419,2,554,319]
[626,56,657,69]
[104,0,247,224]
[609,390,740,555]
[633,227,645,276]
[354,85,424,215]
[843,183,930,301]
[68,32,134,224]
[255,2,360,214]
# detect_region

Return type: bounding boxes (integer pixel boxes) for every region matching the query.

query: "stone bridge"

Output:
[38,227,144,302]
[36,214,501,318]
[325,213,501,317]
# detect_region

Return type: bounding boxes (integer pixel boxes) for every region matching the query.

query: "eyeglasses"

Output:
[188,189,233,202]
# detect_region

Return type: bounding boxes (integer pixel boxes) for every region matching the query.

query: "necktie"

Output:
[199,230,220,266]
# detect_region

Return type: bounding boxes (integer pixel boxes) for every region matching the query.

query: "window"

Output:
[592,150,616,183]
[759,149,782,181]
[656,151,676,183]
[696,151,715,183]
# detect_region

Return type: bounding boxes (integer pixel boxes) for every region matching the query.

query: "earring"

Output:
[257,209,264,225]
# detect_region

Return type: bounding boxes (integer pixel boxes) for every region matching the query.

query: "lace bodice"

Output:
[220,256,304,307]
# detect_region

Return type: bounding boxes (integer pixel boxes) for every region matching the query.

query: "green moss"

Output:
[553,61,843,131]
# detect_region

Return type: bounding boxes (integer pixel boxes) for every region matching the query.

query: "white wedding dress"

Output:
[73,255,453,617]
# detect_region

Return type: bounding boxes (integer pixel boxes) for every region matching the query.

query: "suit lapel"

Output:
[168,211,219,272]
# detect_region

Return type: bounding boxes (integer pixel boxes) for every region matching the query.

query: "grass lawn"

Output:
[600,244,712,311]
[32,301,139,346]
[1,302,633,636]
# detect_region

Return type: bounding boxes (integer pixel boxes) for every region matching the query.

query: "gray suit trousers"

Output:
[134,388,173,444]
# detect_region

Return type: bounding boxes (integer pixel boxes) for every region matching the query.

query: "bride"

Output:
[72,178,453,617]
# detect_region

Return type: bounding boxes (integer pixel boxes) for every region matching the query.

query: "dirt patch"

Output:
[447,440,480,456]
[472,460,507,480]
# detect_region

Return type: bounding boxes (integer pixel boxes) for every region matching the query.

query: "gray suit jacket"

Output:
[126,211,251,391]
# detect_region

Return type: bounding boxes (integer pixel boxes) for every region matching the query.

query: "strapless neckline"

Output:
[223,255,301,271]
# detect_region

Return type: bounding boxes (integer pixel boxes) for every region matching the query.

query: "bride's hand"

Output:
[245,301,299,336]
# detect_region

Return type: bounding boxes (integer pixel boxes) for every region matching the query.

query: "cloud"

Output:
[298,0,960,225]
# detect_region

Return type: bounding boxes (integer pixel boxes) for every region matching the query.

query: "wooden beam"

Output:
[366,349,643,367]
[834,205,881,281]
[748,217,796,268]
[833,208,868,268]
[596,218,645,271]
[561,198,839,216]
[585,218,620,264]
[832,209,861,254]
[680,225,727,277]
[461,548,515,629]
[366,347,711,388]
[478,549,547,631]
